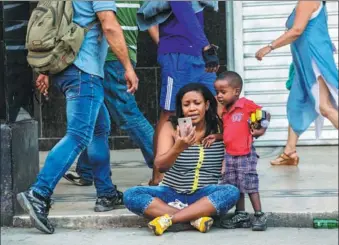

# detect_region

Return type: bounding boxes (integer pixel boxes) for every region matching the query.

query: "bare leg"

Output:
[271,125,299,165]
[144,197,216,223]
[318,76,339,129]
[151,110,174,185]
[235,193,245,211]
[249,192,262,212]
[284,125,299,155]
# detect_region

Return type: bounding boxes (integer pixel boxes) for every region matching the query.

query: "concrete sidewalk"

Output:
[13,146,338,229]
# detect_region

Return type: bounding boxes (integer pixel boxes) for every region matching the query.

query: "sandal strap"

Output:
[280,153,291,160]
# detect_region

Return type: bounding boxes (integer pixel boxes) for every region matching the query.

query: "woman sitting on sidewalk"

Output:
[123,83,239,236]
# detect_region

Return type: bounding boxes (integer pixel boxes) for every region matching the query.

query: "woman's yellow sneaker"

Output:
[190,217,214,233]
[148,214,172,236]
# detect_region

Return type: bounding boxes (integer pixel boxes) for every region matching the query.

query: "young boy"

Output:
[214,71,270,231]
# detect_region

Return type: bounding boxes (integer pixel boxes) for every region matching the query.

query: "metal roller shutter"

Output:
[229,1,338,146]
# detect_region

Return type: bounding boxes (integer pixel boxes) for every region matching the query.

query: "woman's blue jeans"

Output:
[124,184,240,216]
[31,65,116,198]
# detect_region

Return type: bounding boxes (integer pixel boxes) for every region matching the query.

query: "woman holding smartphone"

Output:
[123,83,239,236]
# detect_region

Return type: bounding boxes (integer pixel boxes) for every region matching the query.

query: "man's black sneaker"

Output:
[16,190,54,234]
[63,172,93,186]
[220,211,251,229]
[94,191,124,212]
[252,211,267,231]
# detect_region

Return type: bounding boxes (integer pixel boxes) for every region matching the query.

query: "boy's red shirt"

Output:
[222,97,262,156]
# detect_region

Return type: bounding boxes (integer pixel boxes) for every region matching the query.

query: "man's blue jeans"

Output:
[76,61,155,182]
[31,65,116,198]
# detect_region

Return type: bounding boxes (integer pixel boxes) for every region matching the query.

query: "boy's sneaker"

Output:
[94,190,124,212]
[16,190,54,234]
[148,214,173,236]
[220,210,251,229]
[252,211,267,231]
[190,217,214,233]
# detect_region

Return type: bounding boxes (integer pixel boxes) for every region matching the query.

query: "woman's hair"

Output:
[173,83,222,137]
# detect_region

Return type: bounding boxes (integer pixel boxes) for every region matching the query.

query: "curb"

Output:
[13,210,338,230]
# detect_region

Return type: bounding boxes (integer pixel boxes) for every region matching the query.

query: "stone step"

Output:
[13,209,339,230]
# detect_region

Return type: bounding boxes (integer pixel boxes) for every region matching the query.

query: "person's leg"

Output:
[318,76,338,129]
[103,61,154,168]
[17,66,105,234]
[243,150,266,231]
[221,155,251,229]
[145,184,239,235]
[236,193,245,211]
[123,185,179,217]
[88,104,123,212]
[170,185,240,223]
[270,125,299,165]
[75,152,94,184]
[63,150,94,186]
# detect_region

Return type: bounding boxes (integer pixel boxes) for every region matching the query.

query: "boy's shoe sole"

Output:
[252,223,267,231]
[221,221,251,229]
[94,205,115,212]
[16,193,54,234]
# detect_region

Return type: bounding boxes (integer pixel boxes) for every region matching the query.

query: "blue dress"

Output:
[286,3,338,137]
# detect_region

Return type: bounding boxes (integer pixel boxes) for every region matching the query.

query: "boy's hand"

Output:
[202,133,223,148]
[202,134,217,148]
[251,128,266,139]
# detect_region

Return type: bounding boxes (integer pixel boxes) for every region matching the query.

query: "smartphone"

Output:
[178,117,192,137]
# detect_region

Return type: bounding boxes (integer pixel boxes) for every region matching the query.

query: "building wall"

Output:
[229,1,338,146]
[36,2,227,150]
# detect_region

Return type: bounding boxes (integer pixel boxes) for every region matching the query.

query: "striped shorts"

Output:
[221,148,259,193]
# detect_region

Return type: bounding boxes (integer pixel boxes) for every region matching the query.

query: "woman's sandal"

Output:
[270,151,299,166]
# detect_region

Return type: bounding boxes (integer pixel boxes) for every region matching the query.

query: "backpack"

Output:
[26,1,96,75]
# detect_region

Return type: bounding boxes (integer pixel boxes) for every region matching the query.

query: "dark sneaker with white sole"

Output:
[252,211,267,231]
[220,211,251,229]
[63,172,93,186]
[94,190,124,212]
[16,190,54,234]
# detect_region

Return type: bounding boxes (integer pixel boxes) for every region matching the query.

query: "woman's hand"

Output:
[255,46,272,61]
[173,125,196,152]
